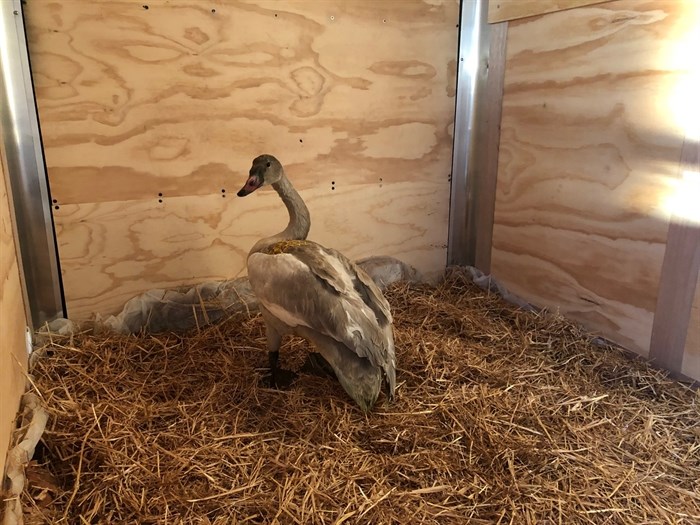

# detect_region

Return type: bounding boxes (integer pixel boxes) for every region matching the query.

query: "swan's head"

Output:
[237,154,284,197]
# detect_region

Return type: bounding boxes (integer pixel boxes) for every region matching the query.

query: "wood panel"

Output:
[649,136,700,378]
[649,217,700,374]
[24,0,459,319]
[55,180,448,318]
[682,272,700,381]
[491,0,694,358]
[0,138,29,479]
[488,0,612,23]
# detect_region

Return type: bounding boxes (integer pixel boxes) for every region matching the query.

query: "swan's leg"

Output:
[266,322,282,377]
[262,318,297,388]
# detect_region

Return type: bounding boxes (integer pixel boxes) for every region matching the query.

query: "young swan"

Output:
[237,154,396,412]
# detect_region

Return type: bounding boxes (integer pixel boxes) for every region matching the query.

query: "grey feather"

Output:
[248,241,396,403]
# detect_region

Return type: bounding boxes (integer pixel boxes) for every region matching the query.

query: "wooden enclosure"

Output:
[3,0,694,381]
[1,0,699,510]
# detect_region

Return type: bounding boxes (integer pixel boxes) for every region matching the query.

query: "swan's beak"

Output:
[237,176,262,197]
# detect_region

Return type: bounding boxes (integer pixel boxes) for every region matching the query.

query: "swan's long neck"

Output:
[249,174,310,255]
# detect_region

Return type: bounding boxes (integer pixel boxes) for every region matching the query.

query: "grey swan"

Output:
[236,154,396,411]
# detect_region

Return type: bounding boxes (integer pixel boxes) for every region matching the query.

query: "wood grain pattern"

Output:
[25,0,459,319]
[55,180,448,318]
[0,137,29,478]
[488,0,612,23]
[492,0,693,357]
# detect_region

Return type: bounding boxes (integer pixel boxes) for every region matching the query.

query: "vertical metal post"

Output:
[448,0,491,266]
[1,0,65,328]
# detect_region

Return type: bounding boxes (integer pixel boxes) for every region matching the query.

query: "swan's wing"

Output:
[341,252,393,325]
[247,240,395,373]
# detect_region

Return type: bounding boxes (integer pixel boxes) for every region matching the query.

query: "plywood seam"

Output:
[488,0,613,24]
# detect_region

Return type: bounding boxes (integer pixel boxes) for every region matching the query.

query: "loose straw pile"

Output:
[19,268,700,524]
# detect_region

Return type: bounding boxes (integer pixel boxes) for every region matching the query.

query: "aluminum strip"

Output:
[447,0,491,267]
[1,0,65,327]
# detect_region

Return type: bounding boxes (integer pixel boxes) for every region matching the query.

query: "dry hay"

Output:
[17,268,700,524]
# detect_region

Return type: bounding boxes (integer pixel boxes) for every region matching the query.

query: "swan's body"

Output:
[237,154,396,411]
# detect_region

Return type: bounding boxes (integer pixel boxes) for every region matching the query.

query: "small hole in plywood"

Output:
[54,205,60,210]
[299,139,303,143]
[52,199,57,204]
[158,192,163,197]
[211,8,216,13]
[142,4,149,10]
[158,199,163,203]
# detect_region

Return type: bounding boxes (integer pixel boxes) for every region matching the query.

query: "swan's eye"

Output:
[266,162,271,168]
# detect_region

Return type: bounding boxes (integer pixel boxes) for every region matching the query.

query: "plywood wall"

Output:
[25,0,459,319]
[491,0,695,361]
[0,139,29,479]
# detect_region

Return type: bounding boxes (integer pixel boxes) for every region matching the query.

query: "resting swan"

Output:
[237,154,396,411]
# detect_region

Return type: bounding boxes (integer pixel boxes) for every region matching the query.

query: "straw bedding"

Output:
[18,268,700,524]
